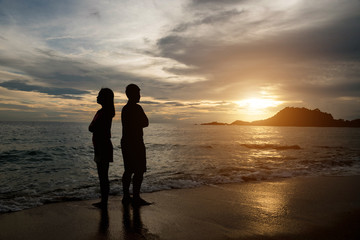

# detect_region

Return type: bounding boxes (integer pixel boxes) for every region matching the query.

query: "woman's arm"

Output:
[89,110,101,132]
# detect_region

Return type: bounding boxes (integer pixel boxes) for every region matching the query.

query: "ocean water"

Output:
[1,121,360,213]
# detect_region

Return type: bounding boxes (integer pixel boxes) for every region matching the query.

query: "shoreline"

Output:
[1,176,360,240]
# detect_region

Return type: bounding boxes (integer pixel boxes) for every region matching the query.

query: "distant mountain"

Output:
[230,120,251,126]
[200,121,228,125]
[201,107,360,127]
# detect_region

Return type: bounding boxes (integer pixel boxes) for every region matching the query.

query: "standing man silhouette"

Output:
[121,84,150,206]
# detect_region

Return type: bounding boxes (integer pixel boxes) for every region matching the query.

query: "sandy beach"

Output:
[1,176,359,240]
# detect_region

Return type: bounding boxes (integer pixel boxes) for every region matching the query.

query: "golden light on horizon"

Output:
[235,98,284,111]
[233,98,285,121]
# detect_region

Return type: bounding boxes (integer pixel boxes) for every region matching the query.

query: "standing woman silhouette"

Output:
[89,88,115,209]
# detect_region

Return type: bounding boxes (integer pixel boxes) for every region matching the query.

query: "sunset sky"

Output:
[0,0,359,123]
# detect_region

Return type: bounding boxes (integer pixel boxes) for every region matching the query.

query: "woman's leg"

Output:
[97,162,109,204]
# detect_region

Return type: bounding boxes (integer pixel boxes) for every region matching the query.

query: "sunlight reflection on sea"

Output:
[0,121,359,212]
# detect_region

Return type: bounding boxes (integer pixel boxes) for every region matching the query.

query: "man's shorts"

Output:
[121,139,146,173]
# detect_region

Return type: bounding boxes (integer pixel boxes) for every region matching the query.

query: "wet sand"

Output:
[0,176,360,240]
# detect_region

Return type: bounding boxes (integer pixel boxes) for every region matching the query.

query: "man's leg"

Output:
[122,170,132,204]
[132,171,151,206]
[133,171,144,199]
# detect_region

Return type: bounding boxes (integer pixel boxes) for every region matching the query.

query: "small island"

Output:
[201,107,360,127]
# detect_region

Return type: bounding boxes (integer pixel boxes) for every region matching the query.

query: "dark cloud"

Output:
[141,100,186,107]
[173,9,242,32]
[0,0,76,26]
[140,100,160,105]
[0,46,166,97]
[89,9,101,19]
[263,16,360,61]
[285,81,360,99]
[190,0,248,7]
[0,109,89,122]
[0,80,90,99]
[164,101,186,106]
[158,15,360,67]
[156,2,360,103]
[0,102,34,111]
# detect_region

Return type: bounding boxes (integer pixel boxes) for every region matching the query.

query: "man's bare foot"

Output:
[132,197,152,206]
[92,201,107,209]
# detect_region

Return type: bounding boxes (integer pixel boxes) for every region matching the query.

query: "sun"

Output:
[235,98,283,110]
[234,97,284,121]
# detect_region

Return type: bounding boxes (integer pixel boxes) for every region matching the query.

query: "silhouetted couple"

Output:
[89,84,150,209]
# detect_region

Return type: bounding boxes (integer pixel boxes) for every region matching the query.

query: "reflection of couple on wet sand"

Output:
[89,83,151,209]
[97,200,155,239]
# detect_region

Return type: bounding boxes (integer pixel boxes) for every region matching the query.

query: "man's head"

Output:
[125,84,141,103]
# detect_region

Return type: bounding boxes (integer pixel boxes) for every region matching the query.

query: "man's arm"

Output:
[139,105,149,128]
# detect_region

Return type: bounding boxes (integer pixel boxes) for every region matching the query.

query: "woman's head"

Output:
[97,88,115,117]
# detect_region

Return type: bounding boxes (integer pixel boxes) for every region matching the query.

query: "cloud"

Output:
[1,0,360,122]
[0,40,165,94]
[159,3,360,65]
[156,0,360,101]
[285,80,360,99]
[0,80,90,99]
[189,0,248,8]
[172,9,242,33]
